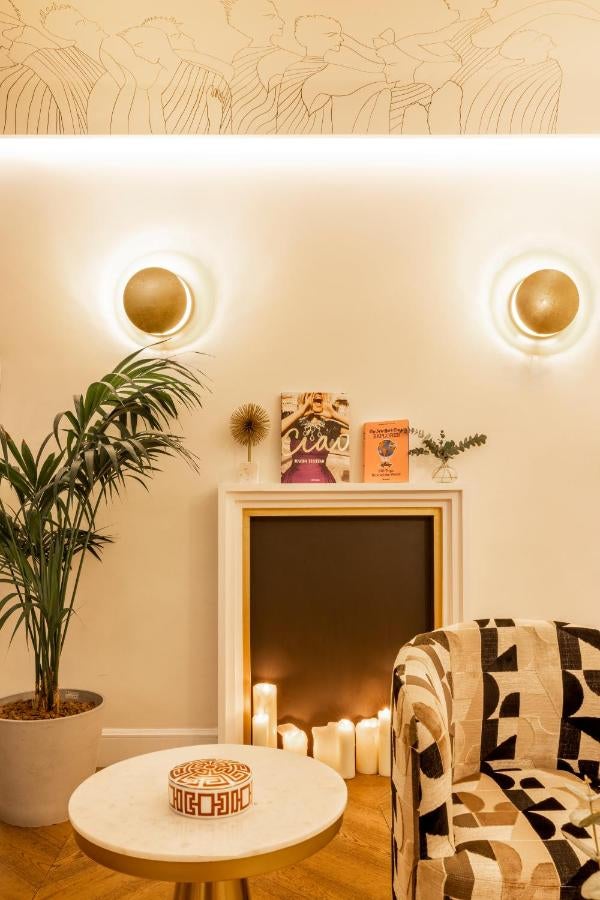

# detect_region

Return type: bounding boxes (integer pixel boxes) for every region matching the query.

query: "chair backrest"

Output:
[444,619,600,783]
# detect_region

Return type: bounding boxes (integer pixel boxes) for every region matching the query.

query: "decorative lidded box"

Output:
[168,759,253,819]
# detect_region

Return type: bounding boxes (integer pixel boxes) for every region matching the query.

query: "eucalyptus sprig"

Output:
[0,349,206,715]
[408,429,487,463]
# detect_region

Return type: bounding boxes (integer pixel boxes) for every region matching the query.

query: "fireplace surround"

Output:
[218,484,463,743]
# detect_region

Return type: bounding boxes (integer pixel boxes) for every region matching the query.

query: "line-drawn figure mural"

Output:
[224,0,295,134]
[460,29,561,133]
[2,0,600,133]
[1,0,103,133]
[372,30,460,134]
[140,16,233,83]
[472,5,600,131]
[276,20,395,134]
[1,1,62,133]
[403,0,600,133]
[40,4,159,134]
[276,16,343,134]
[121,25,231,134]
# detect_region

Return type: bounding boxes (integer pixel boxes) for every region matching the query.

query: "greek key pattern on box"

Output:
[170,758,251,788]
[168,782,253,818]
[168,758,254,819]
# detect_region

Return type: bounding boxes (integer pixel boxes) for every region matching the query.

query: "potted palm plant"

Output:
[0,350,204,826]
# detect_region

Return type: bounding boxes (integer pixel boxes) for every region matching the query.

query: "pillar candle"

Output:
[337,719,356,780]
[278,724,308,755]
[356,718,379,775]
[312,723,340,772]
[252,713,269,747]
[253,683,277,748]
[378,708,391,777]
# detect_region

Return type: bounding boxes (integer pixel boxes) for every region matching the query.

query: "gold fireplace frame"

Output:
[241,506,443,744]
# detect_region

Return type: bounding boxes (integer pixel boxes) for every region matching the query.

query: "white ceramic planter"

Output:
[0,689,104,827]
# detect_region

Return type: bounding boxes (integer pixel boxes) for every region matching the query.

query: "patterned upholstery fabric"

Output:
[392,620,600,899]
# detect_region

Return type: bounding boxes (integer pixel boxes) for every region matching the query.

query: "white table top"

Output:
[69,744,347,864]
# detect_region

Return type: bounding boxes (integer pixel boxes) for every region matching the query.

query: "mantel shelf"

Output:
[219,482,464,494]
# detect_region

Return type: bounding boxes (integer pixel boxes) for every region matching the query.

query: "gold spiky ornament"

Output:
[230,403,270,462]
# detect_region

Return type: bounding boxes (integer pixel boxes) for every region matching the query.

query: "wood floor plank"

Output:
[347,775,390,811]
[33,834,172,899]
[251,776,391,900]
[0,821,71,897]
[0,776,390,899]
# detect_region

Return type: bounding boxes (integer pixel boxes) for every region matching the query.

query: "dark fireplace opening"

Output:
[247,513,437,747]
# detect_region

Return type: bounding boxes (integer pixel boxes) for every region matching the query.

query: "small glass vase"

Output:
[432,460,457,484]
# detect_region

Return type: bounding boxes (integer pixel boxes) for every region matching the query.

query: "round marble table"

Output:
[69,744,347,900]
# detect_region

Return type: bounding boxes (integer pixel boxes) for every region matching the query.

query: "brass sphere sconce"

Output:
[115,252,214,348]
[123,266,193,337]
[491,252,591,356]
[510,269,579,338]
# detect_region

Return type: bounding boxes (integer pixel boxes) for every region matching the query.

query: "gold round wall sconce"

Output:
[491,252,592,356]
[123,267,193,337]
[510,269,580,338]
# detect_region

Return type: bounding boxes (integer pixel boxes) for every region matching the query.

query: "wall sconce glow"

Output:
[491,252,592,356]
[115,252,215,348]
[123,267,193,337]
[510,269,579,338]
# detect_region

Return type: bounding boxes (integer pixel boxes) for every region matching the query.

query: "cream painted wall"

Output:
[1,136,600,733]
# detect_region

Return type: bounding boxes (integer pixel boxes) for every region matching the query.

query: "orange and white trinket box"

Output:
[168,759,254,819]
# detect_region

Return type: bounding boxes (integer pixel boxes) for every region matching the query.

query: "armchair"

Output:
[392,620,600,898]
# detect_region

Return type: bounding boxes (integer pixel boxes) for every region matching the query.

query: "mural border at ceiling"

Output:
[1,0,600,135]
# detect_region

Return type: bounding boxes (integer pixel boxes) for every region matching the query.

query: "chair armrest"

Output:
[392,647,455,898]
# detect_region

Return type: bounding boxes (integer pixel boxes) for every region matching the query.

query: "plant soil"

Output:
[0,699,96,720]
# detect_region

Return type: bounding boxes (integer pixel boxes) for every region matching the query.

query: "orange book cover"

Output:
[363,420,409,483]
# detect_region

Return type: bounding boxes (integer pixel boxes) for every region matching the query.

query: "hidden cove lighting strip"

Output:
[4,134,600,171]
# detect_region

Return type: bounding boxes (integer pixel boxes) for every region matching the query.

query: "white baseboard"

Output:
[99,728,218,767]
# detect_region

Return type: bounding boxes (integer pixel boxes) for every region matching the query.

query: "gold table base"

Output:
[173,880,250,899]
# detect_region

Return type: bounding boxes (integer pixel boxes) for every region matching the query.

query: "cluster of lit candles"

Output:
[251,683,391,779]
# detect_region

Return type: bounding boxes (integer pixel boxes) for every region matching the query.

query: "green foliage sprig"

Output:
[408,429,487,463]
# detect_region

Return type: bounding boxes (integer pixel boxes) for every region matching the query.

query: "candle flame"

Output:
[254,683,276,693]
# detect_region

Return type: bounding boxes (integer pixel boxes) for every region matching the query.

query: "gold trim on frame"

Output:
[242,506,443,744]
[73,817,343,883]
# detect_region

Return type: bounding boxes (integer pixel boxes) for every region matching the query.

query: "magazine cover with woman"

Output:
[281,393,350,483]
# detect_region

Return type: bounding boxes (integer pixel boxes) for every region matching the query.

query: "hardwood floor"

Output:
[0,776,390,900]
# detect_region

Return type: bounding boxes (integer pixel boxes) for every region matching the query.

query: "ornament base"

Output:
[238,462,259,483]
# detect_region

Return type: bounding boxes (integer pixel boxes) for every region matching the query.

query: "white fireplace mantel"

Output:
[217,483,464,743]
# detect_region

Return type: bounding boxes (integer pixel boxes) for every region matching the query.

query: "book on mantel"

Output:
[281,392,350,484]
[363,420,409,483]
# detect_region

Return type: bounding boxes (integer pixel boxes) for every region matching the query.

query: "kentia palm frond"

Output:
[0,349,205,714]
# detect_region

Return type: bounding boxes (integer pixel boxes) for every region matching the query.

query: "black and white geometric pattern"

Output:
[392,620,600,899]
